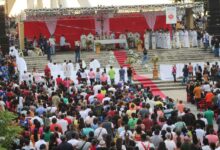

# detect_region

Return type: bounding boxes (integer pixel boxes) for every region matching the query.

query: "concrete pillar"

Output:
[185,8,194,29]
[77,0,91,7]
[36,0,43,9]
[27,0,34,9]
[50,0,58,8]
[18,21,24,50]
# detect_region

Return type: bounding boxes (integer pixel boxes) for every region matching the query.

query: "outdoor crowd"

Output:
[0,54,219,150]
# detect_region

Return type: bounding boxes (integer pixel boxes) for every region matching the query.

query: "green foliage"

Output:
[0,111,23,150]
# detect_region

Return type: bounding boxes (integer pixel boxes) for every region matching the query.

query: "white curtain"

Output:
[45,18,57,36]
[143,11,164,30]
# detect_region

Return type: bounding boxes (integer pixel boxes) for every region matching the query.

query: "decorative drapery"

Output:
[95,14,110,35]
[143,11,164,30]
[45,18,57,36]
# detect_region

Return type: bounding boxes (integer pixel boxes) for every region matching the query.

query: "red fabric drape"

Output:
[24,15,171,49]
[154,16,171,31]
[24,21,50,40]
[54,18,95,47]
[109,14,150,38]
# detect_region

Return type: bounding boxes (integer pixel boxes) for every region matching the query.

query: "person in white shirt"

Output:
[93,83,102,95]
[57,114,68,133]
[136,134,155,150]
[94,122,108,141]
[68,133,80,148]
[195,124,206,145]
[35,135,47,150]
[60,35,66,51]
[164,133,176,150]
[84,111,95,125]
[49,35,56,54]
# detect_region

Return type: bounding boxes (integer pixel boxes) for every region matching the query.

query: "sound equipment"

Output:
[0,6,9,55]
[207,0,220,36]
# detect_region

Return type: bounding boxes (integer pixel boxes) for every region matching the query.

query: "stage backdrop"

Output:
[24,14,171,49]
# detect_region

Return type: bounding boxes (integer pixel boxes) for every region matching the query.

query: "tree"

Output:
[0,111,23,149]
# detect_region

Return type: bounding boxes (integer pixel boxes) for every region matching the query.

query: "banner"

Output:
[166,7,177,24]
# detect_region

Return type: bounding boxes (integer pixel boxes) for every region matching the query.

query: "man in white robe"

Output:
[183,30,190,48]
[179,30,184,48]
[80,34,87,50]
[174,30,180,49]
[166,31,171,49]
[110,32,116,49]
[162,31,167,49]
[134,32,140,47]
[66,62,72,78]
[89,59,101,71]
[144,31,150,50]
[188,29,193,48]
[87,33,94,51]
[119,34,127,49]
[9,46,19,58]
[192,29,198,47]
[152,31,156,50]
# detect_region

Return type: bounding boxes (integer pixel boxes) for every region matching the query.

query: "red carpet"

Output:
[113,50,166,98]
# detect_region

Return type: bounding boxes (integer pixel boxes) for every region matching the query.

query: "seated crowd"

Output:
[1,56,220,150]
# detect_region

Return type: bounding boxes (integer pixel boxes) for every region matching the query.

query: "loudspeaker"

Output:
[0,6,9,55]
[207,0,220,36]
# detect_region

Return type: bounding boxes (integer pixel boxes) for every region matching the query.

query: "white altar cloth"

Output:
[93,39,128,51]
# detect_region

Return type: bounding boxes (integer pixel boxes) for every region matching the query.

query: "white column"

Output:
[77,0,91,7]
[36,0,43,9]
[58,0,68,8]
[50,0,58,8]
[27,0,34,9]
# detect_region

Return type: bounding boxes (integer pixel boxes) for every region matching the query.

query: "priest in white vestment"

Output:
[183,30,190,48]
[188,29,193,47]
[152,31,156,50]
[89,59,101,72]
[174,30,180,49]
[166,31,171,49]
[192,29,198,47]
[144,31,150,50]
[179,30,184,48]
[66,62,72,78]
[119,34,127,49]
[80,34,87,50]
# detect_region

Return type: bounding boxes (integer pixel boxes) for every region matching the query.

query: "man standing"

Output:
[75,41,81,63]
[214,37,220,57]
[60,34,66,51]
[108,66,115,85]
[119,66,125,82]
[127,67,133,83]
[142,48,148,65]
[204,107,214,128]
[49,35,56,55]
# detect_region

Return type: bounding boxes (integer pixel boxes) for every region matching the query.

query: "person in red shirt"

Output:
[44,65,51,79]
[205,91,214,103]
[96,90,104,103]
[50,118,63,133]
[142,114,153,132]
[56,75,63,87]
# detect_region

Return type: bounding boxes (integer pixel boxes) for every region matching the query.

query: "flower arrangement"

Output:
[86,40,92,46]
[95,42,102,47]
[151,56,159,64]
[125,49,141,65]
[109,51,115,64]
[136,39,143,45]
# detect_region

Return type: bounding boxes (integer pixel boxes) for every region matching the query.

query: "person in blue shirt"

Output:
[119,66,125,82]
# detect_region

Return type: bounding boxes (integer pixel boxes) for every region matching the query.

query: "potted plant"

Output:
[95,42,102,54]
[136,39,143,51]
[151,56,159,79]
